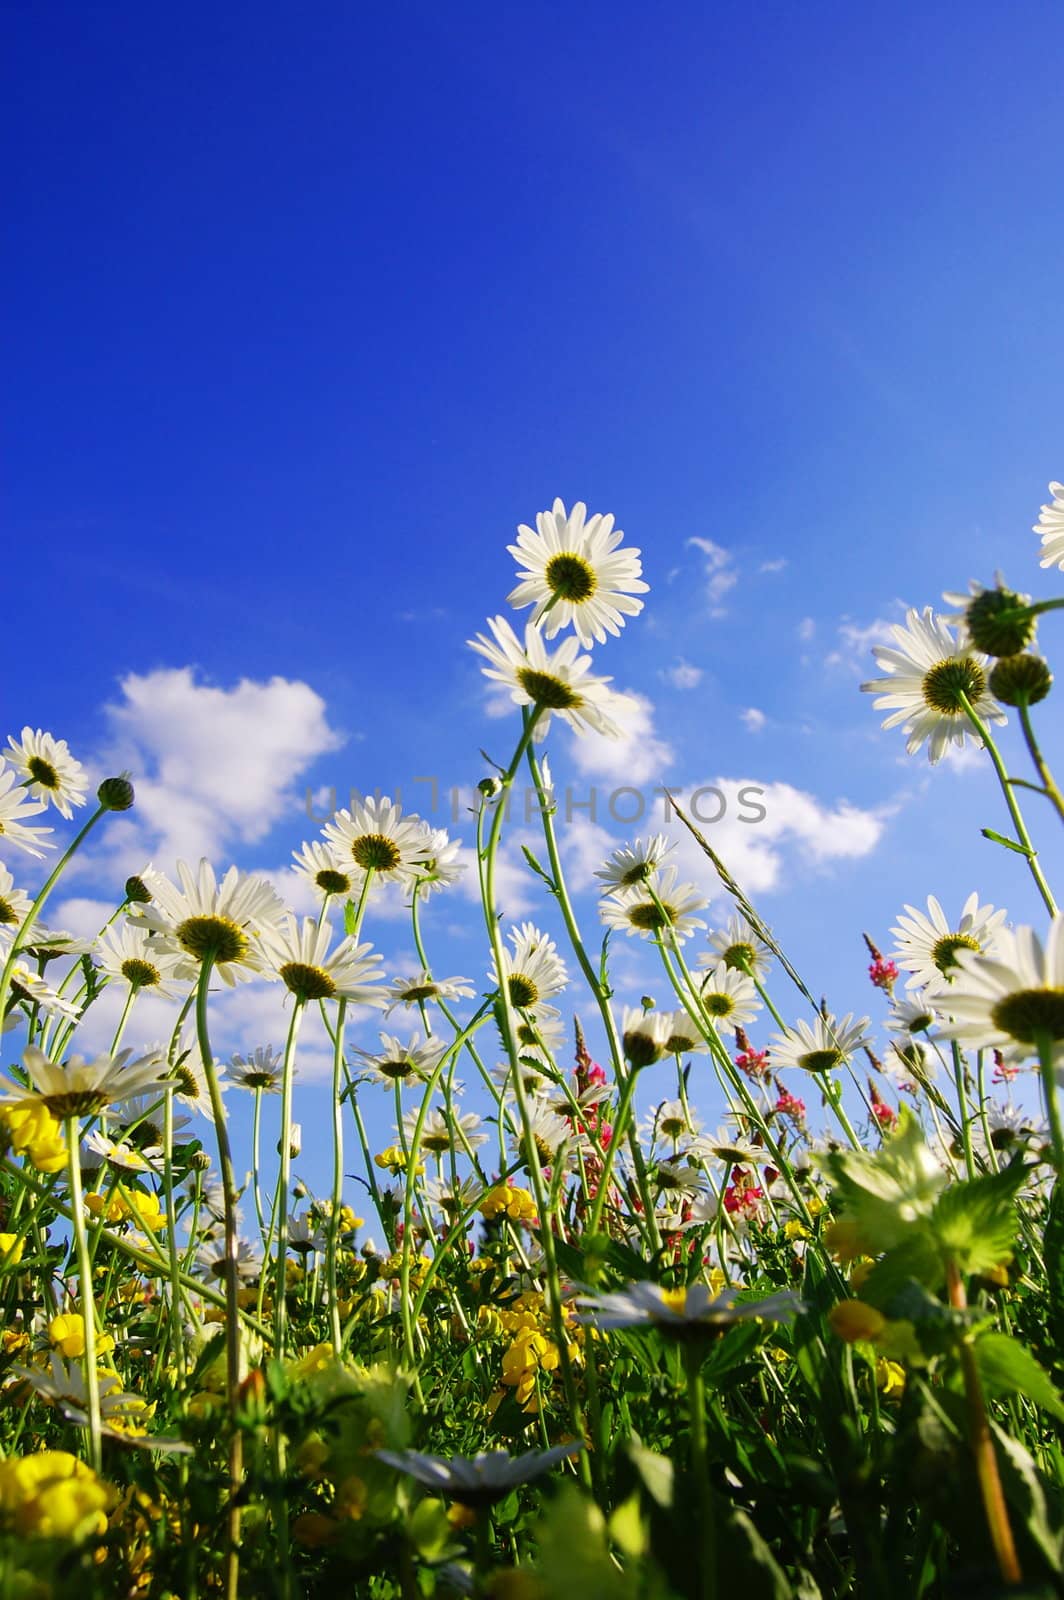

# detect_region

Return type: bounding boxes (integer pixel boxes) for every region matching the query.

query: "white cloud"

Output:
[567,689,674,787]
[826,607,908,673]
[759,558,787,574]
[660,660,703,690]
[740,708,767,733]
[97,668,344,867]
[797,617,816,642]
[660,778,887,901]
[686,537,738,616]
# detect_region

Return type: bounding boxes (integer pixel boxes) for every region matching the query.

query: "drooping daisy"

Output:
[1,1044,170,1120]
[0,863,31,936]
[291,839,353,901]
[227,1046,285,1094]
[697,966,762,1029]
[6,964,81,1022]
[491,923,568,1011]
[95,923,183,998]
[506,499,648,647]
[12,1356,146,1426]
[5,729,88,819]
[600,865,708,946]
[384,970,476,1016]
[697,914,772,979]
[354,1030,448,1088]
[594,834,675,891]
[287,1214,327,1255]
[134,860,286,986]
[412,827,467,895]
[770,1013,871,1075]
[82,1128,161,1175]
[322,796,431,886]
[468,616,626,740]
[377,1443,582,1508]
[938,918,1064,1063]
[195,1237,262,1285]
[19,927,95,964]
[860,608,1006,763]
[575,1281,800,1337]
[259,914,388,1006]
[1034,480,1064,570]
[890,892,1008,992]
[620,1005,671,1069]
[658,1009,710,1056]
[654,1160,707,1197]
[0,762,53,858]
[114,1093,190,1150]
[885,995,941,1036]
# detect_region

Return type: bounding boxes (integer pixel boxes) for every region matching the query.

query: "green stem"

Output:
[685,1349,717,1600]
[1036,1032,1064,1176]
[1015,693,1064,826]
[960,692,1057,914]
[326,1000,348,1352]
[65,1119,102,1473]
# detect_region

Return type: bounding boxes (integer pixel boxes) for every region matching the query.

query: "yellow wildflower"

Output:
[480,1184,538,1224]
[0,1233,25,1267]
[48,1313,115,1361]
[0,1451,113,1542]
[827,1300,886,1344]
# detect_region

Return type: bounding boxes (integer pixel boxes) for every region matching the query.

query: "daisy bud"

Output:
[189,1150,212,1172]
[964,585,1036,658]
[97,774,135,811]
[278,1123,302,1159]
[988,653,1053,706]
[478,777,502,797]
[124,875,152,904]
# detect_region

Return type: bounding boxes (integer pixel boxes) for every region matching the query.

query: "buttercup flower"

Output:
[861,608,1006,763]
[506,497,648,647]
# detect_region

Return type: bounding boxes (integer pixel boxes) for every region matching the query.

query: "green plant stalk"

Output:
[0,802,109,1016]
[960,692,1057,914]
[326,998,348,1352]
[950,1042,977,1180]
[274,999,306,1358]
[1036,1032,1064,1177]
[1015,692,1064,825]
[194,957,244,1600]
[945,1258,1022,1587]
[685,1349,717,1600]
[64,1118,102,1473]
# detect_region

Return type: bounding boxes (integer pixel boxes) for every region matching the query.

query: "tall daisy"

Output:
[412,826,466,895]
[697,966,762,1028]
[594,835,675,891]
[506,498,648,647]
[0,863,32,936]
[861,608,1005,763]
[134,860,286,986]
[771,1013,870,1075]
[291,839,354,902]
[0,762,53,858]
[322,797,431,886]
[0,1045,170,1119]
[259,914,388,1006]
[1034,480,1064,570]
[697,914,772,979]
[890,892,1007,992]
[600,865,707,945]
[95,923,183,999]
[5,729,88,819]
[938,918,1064,1063]
[468,617,626,740]
[227,1046,284,1094]
[491,923,568,1011]
[353,1030,448,1088]
[384,970,476,1016]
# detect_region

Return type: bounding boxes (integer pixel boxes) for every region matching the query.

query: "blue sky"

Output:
[5,3,1064,1202]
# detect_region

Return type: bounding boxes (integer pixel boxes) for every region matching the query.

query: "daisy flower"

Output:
[938,918,1064,1063]
[697,914,772,979]
[403,1105,489,1154]
[95,923,183,998]
[5,729,88,819]
[658,1009,710,1056]
[195,1237,262,1284]
[421,1174,484,1221]
[82,1129,161,1175]
[697,966,762,1028]
[885,995,941,1035]
[468,616,626,740]
[941,577,1037,659]
[377,1443,582,1508]
[412,827,466,895]
[114,1092,191,1149]
[654,1160,707,1197]
[0,762,53,858]
[491,922,568,1011]
[644,1098,701,1148]
[575,1281,800,1337]
[600,865,707,945]
[353,1030,448,1088]
[259,913,388,1006]
[594,834,675,891]
[227,1046,285,1093]
[287,1214,327,1255]
[512,1002,567,1066]
[1,1044,170,1120]
[621,1005,671,1068]
[770,1012,871,1075]
[322,796,431,886]
[134,860,286,986]
[291,839,354,901]
[507,497,648,647]
[7,964,81,1022]
[383,970,476,1016]
[890,892,1008,992]
[0,863,31,936]
[20,927,94,964]
[691,1126,774,1167]
[508,1101,580,1170]
[1034,480,1064,570]
[12,1356,147,1426]
[861,607,1005,763]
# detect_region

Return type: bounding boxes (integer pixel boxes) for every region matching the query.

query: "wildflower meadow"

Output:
[3,484,1064,1600]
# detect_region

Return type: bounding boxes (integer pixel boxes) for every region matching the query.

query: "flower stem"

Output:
[960,693,1057,914]
[65,1119,102,1473]
[0,803,109,1015]
[685,1348,717,1600]
[1015,693,1064,826]
[1036,1032,1064,1177]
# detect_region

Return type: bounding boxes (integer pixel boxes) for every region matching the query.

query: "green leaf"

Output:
[981,828,1035,857]
[929,1160,1029,1276]
[993,1425,1064,1578]
[817,1108,948,1253]
[860,1232,944,1306]
[626,1436,674,1509]
[974,1332,1064,1422]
